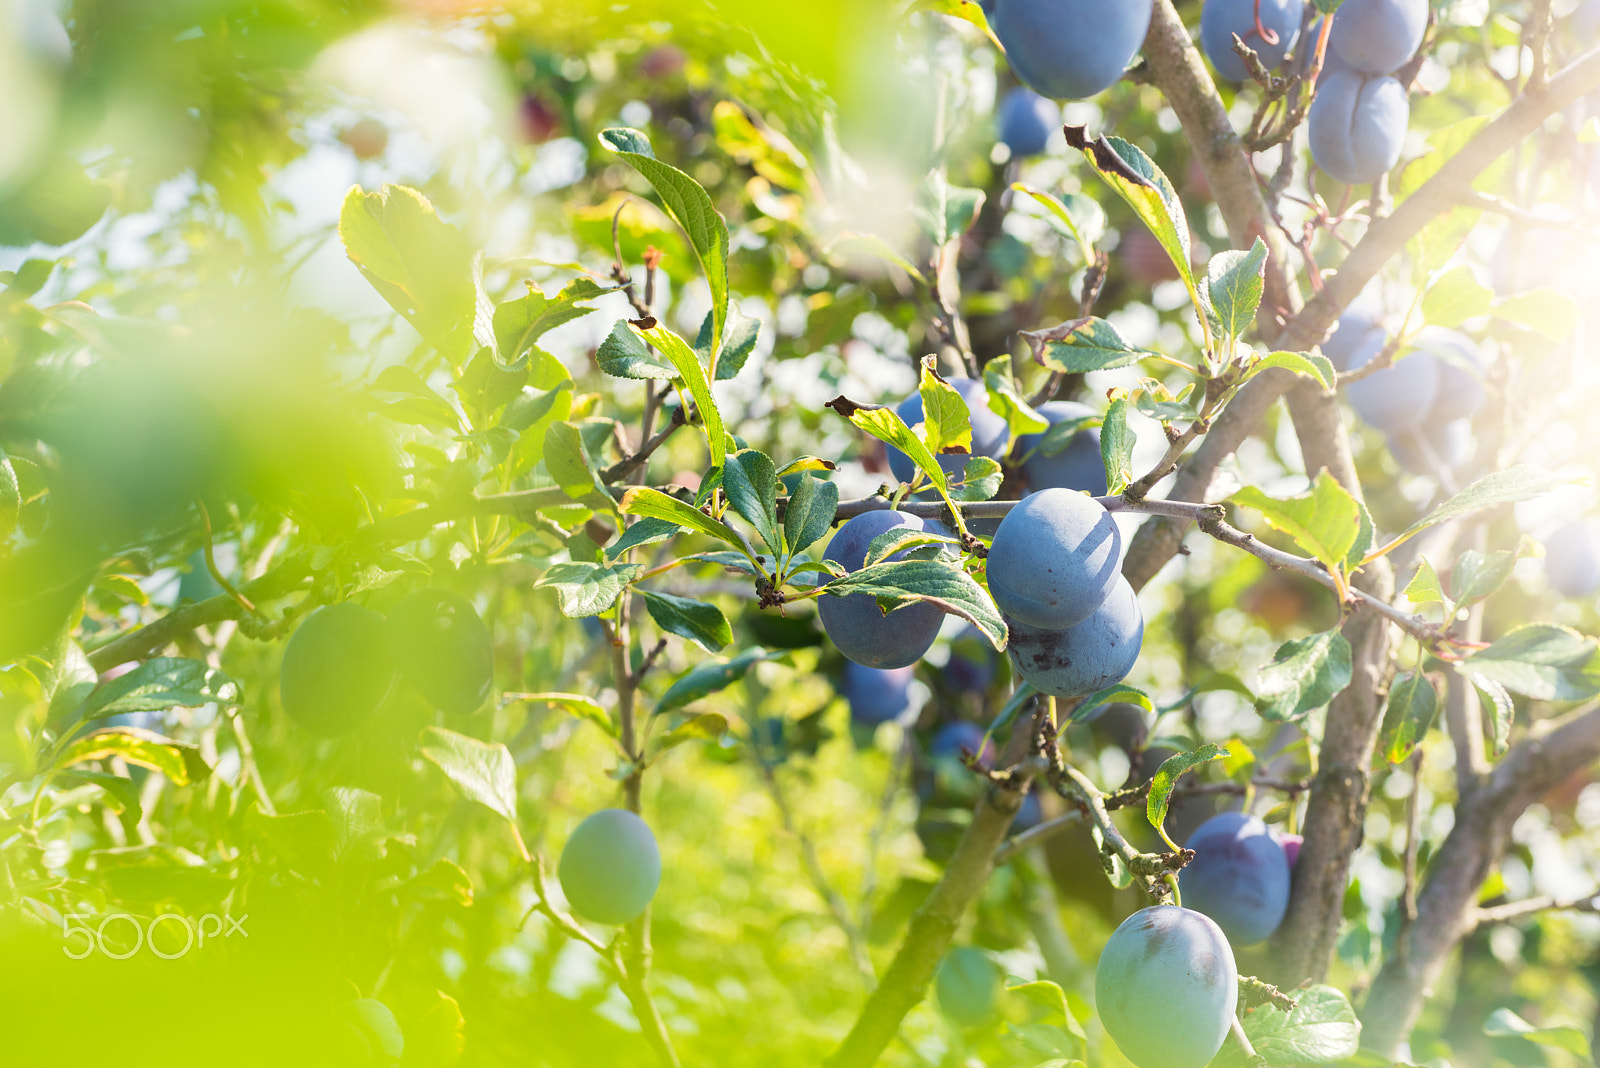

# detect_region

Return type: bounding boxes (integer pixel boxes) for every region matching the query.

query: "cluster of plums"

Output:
[277,588,495,735]
[1095,811,1301,1068]
[1306,0,1429,184]
[828,379,1137,701]
[1322,304,1489,473]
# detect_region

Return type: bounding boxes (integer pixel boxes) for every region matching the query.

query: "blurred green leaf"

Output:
[1403,559,1446,606]
[55,727,211,787]
[79,658,239,720]
[1462,624,1600,701]
[657,648,773,715]
[419,727,518,823]
[1011,183,1104,262]
[1483,1009,1591,1059]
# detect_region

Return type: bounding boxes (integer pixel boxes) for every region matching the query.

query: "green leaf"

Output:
[1381,671,1439,764]
[534,562,642,618]
[596,319,677,380]
[862,527,959,567]
[55,769,143,821]
[1483,1009,1592,1059]
[1245,350,1336,391]
[507,692,617,739]
[0,450,19,541]
[919,362,974,458]
[1450,548,1517,608]
[1206,239,1268,342]
[543,421,609,503]
[722,449,781,553]
[1255,630,1353,722]
[79,658,240,720]
[1100,396,1135,496]
[339,184,475,361]
[1393,466,1580,547]
[1243,984,1361,1064]
[1421,264,1494,329]
[605,517,681,561]
[913,169,985,246]
[1021,412,1102,464]
[1063,128,1201,330]
[1011,183,1104,262]
[695,307,761,382]
[782,474,839,557]
[1462,623,1600,701]
[951,456,1004,502]
[1068,684,1155,726]
[650,712,730,756]
[656,647,773,715]
[822,559,1005,650]
[640,590,732,653]
[619,486,741,548]
[493,277,611,365]
[1146,743,1228,841]
[54,727,211,786]
[825,396,949,492]
[418,726,518,823]
[1004,978,1088,1042]
[982,355,1049,436]
[600,128,730,357]
[636,319,726,468]
[1493,289,1578,342]
[1033,318,1156,375]
[1469,672,1514,757]
[1403,559,1446,606]
[1230,469,1362,575]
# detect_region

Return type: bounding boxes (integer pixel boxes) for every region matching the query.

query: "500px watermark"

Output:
[62,912,247,959]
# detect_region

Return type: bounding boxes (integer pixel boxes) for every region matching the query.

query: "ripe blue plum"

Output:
[1307,70,1409,185]
[1017,400,1107,496]
[279,603,395,736]
[1276,830,1303,868]
[1328,0,1428,74]
[1410,327,1486,422]
[1344,336,1440,435]
[997,87,1059,157]
[935,946,1001,1026]
[1389,418,1472,476]
[1319,305,1385,372]
[1544,521,1600,598]
[931,721,993,765]
[1201,0,1306,82]
[1178,811,1292,945]
[1013,788,1043,832]
[1006,576,1143,697]
[886,376,1010,485]
[990,0,1155,100]
[387,588,494,714]
[819,510,947,668]
[557,808,662,925]
[944,626,998,693]
[842,661,915,725]
[987,488,1122,629]
[1095,906,1239,1068]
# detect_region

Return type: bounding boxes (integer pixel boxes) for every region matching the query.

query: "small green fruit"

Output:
[558,808,661,926]
[279,603,395,736]
[935,946,1000,1026]
[387,588,493,714]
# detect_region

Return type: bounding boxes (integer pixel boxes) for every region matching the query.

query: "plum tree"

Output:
[989,0,1155,99]
[1544,521,1600,598]
[1095,906,1239,1068]
[886,377,1010,485]
[278,602,395,736]
[1201,0,1306,83]
[1005,575,1144,697]
[841,661,915,725]
[1015,400,1106,496]
[1308,69,1410,185]
[387,588,495,715]
[986,488,1122,629]
[1178,811,1292,945]
[557,808,662,926]
[818,510,947,667]
[996,87,1058,158]
[934,946,1000,1026]
[1328,0,1428,75]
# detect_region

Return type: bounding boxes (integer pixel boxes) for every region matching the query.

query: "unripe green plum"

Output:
[558,808,662,926]
[1095,906,1239,1068]
[818,510,946,668]
[1006,575,1143,697]
[279,603,395,736]
[1017,401,1106,496]
[1307,70,1409,185]
[987,488,1122,630]
[991,0,1154,100]
[387,588,494,714]
[935,946,1001,1026]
